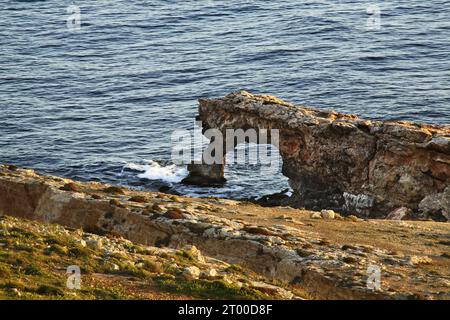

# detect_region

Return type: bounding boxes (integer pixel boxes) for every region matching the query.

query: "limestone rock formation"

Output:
[418,186,450,221]
[186,91,450,220]
[0,165,449,299]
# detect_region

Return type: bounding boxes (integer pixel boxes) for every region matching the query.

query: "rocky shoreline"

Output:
[0,165,448,299]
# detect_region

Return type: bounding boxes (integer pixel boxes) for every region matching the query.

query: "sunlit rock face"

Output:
[189,91,450,220]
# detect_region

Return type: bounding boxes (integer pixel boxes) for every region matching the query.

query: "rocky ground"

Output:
[0,164,449,300]
[0,215,297,300]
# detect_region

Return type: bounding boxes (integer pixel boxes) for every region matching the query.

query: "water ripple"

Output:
[1,0,449,199]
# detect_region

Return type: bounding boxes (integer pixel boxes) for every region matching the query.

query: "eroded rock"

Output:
[182,266,201,280]
[187,91,450,220]
[418,186,450,221]
[0,165,448,300]
[321,210,336,220]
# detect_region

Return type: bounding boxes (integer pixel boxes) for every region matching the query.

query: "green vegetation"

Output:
[176,249,196,262]
[225,264,246,274]
[0,216,132,299]
[154,275,266,300]
[0,215,284,300]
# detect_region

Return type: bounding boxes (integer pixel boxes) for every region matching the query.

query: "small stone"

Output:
[76,239,87,247]
[169,195,181,202]
[152,203,165,212]
[164,209,184,220]
[128,195,148,203]
[348,215,362,222]
[169,263,179,269]
[221,275,233,284]
[302,243,313,249]
[310,212,322,219]
[360,245,374,253]
[409,255,432,266]
[386,207,411,220]
[103,186,125,195]
[291,219,304,225]
[334,213,344,220]
[342,256,359,264]
[321,210,336,220]
[106,262,120,271]
[249,281,294,299]
[182,245,205,263]
[201,268,218,279]
[91,194,102,200]
[296,248,312,258]
[341,244,357,251]
[11,288,21,297]
[181,266,200,280]
[74,229,84,237]
[275,215,293,221]
[318,239,331,246]
[60,182,81,192]
[243,226,276,236]
[86,239,103,250]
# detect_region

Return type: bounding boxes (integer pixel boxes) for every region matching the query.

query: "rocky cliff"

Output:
[0,165,449,299]
[187,91,450,220]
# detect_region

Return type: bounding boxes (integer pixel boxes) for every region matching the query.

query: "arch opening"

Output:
[223,142,291,203]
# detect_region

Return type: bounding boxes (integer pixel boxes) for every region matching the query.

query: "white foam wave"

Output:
[125,160,188,184]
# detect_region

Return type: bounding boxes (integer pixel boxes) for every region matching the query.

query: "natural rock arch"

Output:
[183,91,450,220]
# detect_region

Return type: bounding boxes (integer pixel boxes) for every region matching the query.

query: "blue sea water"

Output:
[1,0,449,198]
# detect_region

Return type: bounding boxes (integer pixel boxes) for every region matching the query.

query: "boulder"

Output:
[181,266,201,280]
[182,245,205,263]
[386,207,412,221]
[320,210,336,220]
[201,268,218,279]
[164,209,184,220]
[418,186,450,221]
[86,239,103,250]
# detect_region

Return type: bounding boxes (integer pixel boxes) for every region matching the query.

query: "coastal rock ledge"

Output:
[0,165,449,299]
[186,91,450,220]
